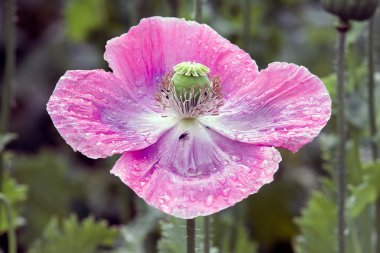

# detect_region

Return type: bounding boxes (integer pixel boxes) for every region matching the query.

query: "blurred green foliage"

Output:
[0,172,28,234]
[12,151,79,244]
[28,215,117,253]
[295,192,337,253]
[65,0,107,42]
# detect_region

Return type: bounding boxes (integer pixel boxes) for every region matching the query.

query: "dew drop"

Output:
[160,204,171,213]
[222,188,230,197]
[188,191,196,202]
[145,136,156,144]
[217,178,226,185]
[205,195,215,207]
[230,173,238,181]
[230,155,241,162]
[137,89,145,98]
[311,115,320,121]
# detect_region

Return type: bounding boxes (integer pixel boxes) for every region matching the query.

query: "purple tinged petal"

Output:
[47,70,177,158]
[199,62,332,152]
[111,122,281,219]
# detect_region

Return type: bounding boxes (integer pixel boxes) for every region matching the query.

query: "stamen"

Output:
[155,72,224,118]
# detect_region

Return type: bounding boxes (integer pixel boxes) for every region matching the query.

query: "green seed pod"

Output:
[321,0,379,21]
[171,62,211,98]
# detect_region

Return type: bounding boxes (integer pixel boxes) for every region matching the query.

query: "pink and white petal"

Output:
[199,62,331,152]
[104,17,259,100]
[111,121,281,219]
[47,70,177,159]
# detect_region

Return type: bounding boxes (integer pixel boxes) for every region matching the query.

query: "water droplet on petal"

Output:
[160,204,171,213]
[205,195,215,207]
[230,155,241,162]
[230,173,238,181]
[137,89,145,98]
[222,188,230,197]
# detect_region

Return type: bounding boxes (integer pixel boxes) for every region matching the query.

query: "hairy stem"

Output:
[1,0,15,134]
[0,194,16,253]
[1,0,16,193]
[1,0,16,210]
[368,19,378,161]
[242,0,251,50]
[336,18,349,253]
[204,217,210,253]
[194,0,202,22]
[187,219,196,253]
[368,17,380,253]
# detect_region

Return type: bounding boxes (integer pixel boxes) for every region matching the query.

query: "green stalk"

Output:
[0,194,16,253]
[242,0,251,50]
[187,219,196,253]
[1,0,16,190]
[194,0,202,22]
[368,17,378,161]
[367,17,380,253]
[204,216,210,253]
[336,18,349,253]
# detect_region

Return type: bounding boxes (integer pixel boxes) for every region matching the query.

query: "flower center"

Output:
[156,62,224,118]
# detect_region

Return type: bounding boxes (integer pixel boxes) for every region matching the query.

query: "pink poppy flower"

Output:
[47,17,331,219]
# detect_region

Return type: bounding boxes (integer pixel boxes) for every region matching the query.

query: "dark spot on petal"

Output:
[179,132,189,140]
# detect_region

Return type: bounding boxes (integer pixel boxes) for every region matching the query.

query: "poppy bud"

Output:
[321,0,379,21]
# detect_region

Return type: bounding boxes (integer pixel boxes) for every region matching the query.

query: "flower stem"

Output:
[204,216,210,253]
[0,194,16,253]
[336,18,349,253]
[187,218,196,253]
[368,17,380,253]
[1,0,15,204]
[368,18,378,162]
[242,0,251,51]
[1,0,15,134]
[194,0,202,22]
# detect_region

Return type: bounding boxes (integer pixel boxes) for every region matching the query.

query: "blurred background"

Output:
[0,0,379,253]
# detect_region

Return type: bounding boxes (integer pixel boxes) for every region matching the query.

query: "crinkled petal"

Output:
[111,121,281,219]
[104,16,259,101]
[47,70,177,159]
[198,62,332,152]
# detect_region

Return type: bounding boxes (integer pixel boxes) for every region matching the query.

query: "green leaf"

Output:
[65,0,106,41]
[117,208,163,253]
[0,173,28,234]
[294,192,337,253]
[0,133,17,152]
[347,162,380,218]
[157,217,187,253]
[347,183,377,219]
[13,150,80,243]
[28,215,118,253]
